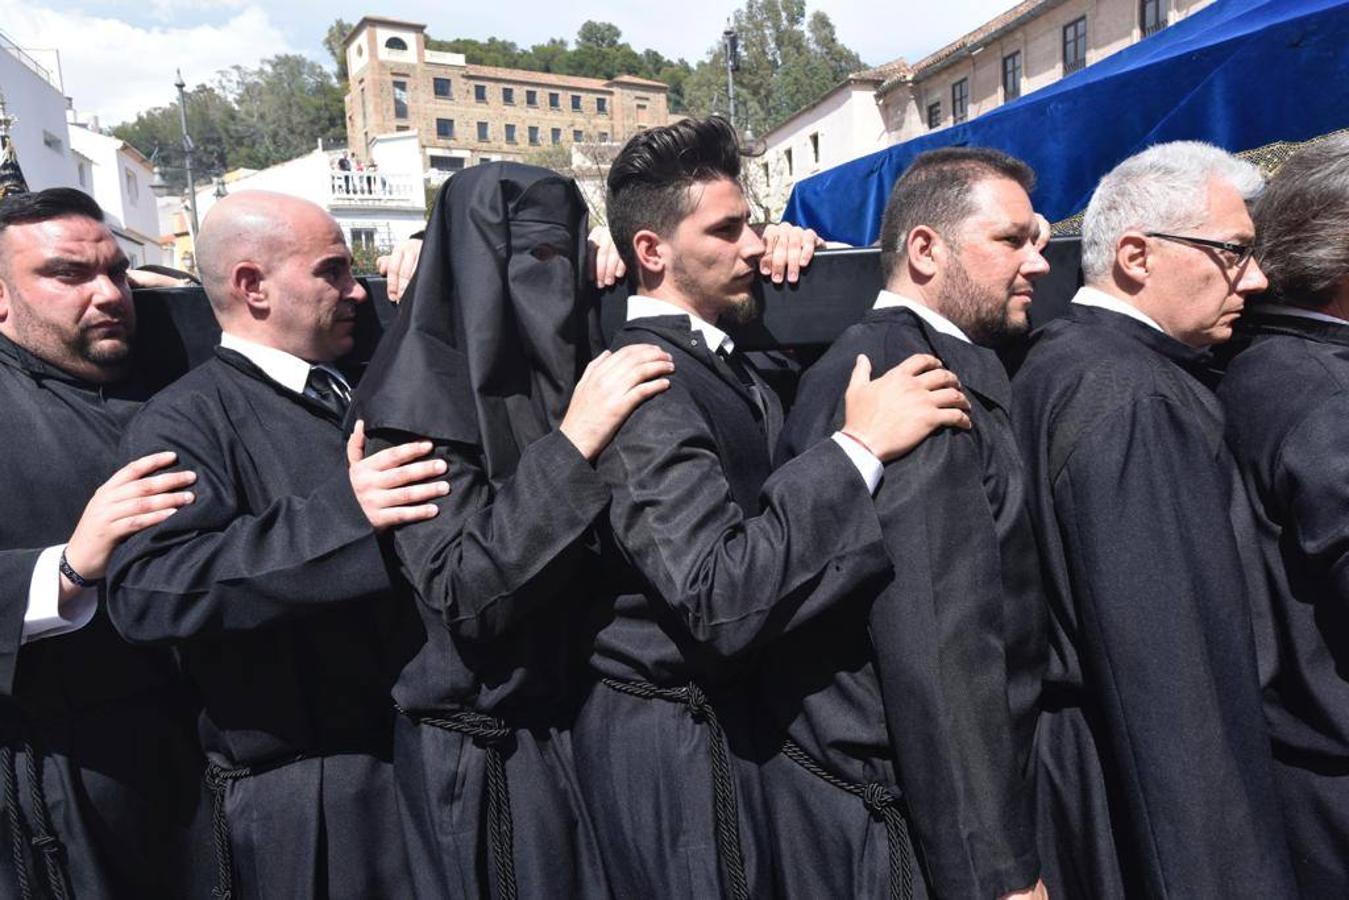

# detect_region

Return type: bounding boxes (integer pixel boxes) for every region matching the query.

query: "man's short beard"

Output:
[937,253,1029,349]
[670,259,761,326]
[720,290,760,325]
[5,284,134,376]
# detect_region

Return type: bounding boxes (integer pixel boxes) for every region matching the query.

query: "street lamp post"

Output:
[175,70,200,236]
[723,26,739,130]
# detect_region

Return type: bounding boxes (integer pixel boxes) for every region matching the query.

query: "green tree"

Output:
[576,21,622,49]
[112,84,242,192]
[683,0,864,135]
[324,19,354,82]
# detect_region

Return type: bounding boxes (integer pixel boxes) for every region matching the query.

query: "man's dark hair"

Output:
[606,116,743,278]
[877,147,1036,282]
[1254,133,1349,308]
[0,188,104,279]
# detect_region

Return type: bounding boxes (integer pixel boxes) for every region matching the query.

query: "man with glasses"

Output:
[1011,142,1296,898]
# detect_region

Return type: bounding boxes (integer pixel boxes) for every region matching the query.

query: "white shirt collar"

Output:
[1071,285,1166,334]
[219,332,349,395]
[1257,302,1349,326]
[626,294,735,354]
[873,290,972,344]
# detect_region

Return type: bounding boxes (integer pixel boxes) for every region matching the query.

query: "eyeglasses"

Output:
[1145,232,1256,268]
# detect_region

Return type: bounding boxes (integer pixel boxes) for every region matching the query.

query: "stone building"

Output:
[341,16,671,175]
[758,0,1216,218]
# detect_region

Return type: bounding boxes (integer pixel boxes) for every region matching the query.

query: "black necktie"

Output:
[305,366,351,419]
[717,346,766,420]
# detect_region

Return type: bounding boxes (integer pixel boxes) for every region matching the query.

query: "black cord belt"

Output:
[1,734,68,900]
[779,739,916,900]
[397,704,518,900]
[601,678,750,900]
[203,754,309,900]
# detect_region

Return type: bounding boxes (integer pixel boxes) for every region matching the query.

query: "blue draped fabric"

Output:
[783,0,1349,245]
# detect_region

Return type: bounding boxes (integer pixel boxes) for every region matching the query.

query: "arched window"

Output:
[385,36,408,51]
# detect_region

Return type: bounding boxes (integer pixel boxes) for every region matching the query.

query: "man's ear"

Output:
[1115,232,1150,287]
[0,276,10,323]
[905,225,943,279]
[632,229,666,283]
[231,261,268,314]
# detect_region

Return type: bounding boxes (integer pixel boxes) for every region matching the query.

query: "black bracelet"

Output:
[58,549,101,589]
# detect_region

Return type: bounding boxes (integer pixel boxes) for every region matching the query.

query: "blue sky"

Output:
[0,0,1010,125]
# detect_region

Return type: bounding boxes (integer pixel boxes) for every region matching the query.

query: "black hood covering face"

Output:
[352,162,599,484]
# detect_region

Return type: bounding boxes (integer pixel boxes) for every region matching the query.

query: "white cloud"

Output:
[0,4,293,125]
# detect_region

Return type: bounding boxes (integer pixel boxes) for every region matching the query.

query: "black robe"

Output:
[352,163,613,899]
[770,307,1044,899]
[1011,304,1295,898]
[0,333,203,899]
[577,314,889,898]
[1219,309,1349,897]
[105,349,411,900]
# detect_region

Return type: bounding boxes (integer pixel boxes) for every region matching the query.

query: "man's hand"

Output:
[841,353,972,462]
[1000,879,1049,900]
[127,269,193,288]
[63,451,197,588]
[346,420,449,532]
[559,344,674,460]
[757,222,824,284]
[377,238,424,302]
[588,225,626,288]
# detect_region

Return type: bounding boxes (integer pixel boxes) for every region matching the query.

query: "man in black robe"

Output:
[106,191,448,899]
[1218,134,1349,896]
[772,148,1049,900]
[575,116,973,898]
[351,162,678,899]
[0,187,204,898]
[1012,141,1296,897]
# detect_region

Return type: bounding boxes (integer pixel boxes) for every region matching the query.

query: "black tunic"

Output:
[106,349,410,900]
[1219,309,1349,897]
[0,334,203,899]
[577,314,889,898]
[1011,304,1295,898]
[770,306,1044,899]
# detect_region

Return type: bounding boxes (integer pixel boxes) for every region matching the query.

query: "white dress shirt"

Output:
[1071,285,1166,333]
[23,546,97,644]
[873,289,973,343]
[625,295,882,493]
[219,331,352,396]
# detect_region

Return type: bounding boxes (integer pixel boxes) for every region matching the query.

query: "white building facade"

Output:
[68,124,163,267]
[0,29,78,191]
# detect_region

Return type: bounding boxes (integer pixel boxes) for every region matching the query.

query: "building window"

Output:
[384,37,408,51]
[42,131,62,153]
[351,227,377,250]
[597,97,608,114]
[1140,0,1167,36]
[474,84,487,103]
[124,168,140,204]
[927,101,942,129]
[952,79,969,124]
[761,162,770,185]
[598,131,609,143]
[392,80,409,119]
[1003,51,1023,100]
[809,132,820,164]
[526,89,538,107]
[784,148,794,177]
[505,124,517,144]
[573,129,584,142]
[1063,17,1088,74]
[551,127,562,145]
[571,94,582,111]
[478,156,494,165]
[549,92,560,109]
[528,125,540,145]
[477,121,490,141]
[429,155,466,172]
[433,77,452,98]
[77,161,89,187]
[503,87,515,105]
[436,118,455,139]
[396,125,410,132]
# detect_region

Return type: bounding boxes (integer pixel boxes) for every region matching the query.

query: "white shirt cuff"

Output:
[23,545,99,645]
[831,432,883,495]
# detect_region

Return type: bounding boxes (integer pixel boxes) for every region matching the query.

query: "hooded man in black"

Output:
[1218,133,1349,896]
[352,162,674,899]
[0,188,204,898]
[1012,142,1295,898]
[106,192,447,899]
[772,148,1049,900]
[576,116,974,898]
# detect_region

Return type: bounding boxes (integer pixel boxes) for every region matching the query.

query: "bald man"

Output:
[105,193,443,898]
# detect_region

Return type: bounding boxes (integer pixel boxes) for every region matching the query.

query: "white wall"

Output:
[67,125,163,266]
[0,37,77,191]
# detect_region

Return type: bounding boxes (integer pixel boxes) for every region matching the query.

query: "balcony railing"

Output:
[1064,57,1086,75]
[328,172,419,207]
[1142,18,1168,36]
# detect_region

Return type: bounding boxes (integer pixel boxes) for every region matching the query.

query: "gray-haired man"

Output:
[1011,142,1295,898]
